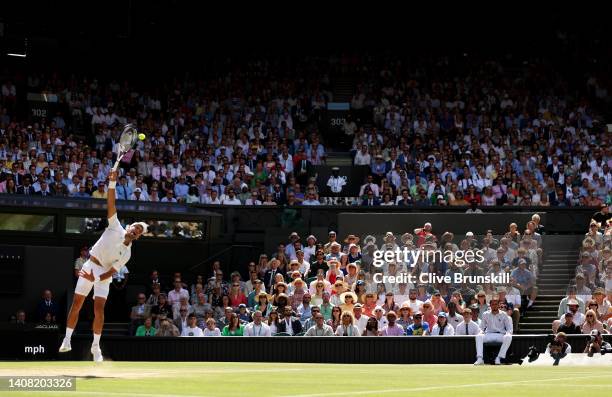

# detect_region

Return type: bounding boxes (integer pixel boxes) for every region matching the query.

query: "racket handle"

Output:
[112,154,123,171]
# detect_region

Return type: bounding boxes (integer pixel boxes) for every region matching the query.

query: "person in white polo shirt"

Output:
[243,311,271,336]
[474,295,513,365]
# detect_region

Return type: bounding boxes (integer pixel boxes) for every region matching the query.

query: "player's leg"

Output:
[60,276,93,352]
[497,333,512,361]
[90,280,111,362]
[474,333,484,364]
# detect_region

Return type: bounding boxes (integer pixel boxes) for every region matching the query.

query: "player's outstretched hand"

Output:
[79,270,95,282]
[109,170,118,182]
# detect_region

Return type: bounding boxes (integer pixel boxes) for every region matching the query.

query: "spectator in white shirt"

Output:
[455,309,482,335]
[181,314,204,337]
[302,192,321,206]
[474,296,513,365]
[221,188,242,205]
[203,318,221,336]
[168,279,190,307]
[129,188,149,201]
[354,145,371,166]
[243,311,271,336]
[161,190,178,203]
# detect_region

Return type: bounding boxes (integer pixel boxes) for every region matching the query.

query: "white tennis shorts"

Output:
[74,259,112,299]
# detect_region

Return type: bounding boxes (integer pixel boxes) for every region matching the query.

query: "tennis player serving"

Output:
[59,169,147,362]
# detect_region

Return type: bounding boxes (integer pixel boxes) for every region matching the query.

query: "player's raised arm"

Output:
[107,170,118,219]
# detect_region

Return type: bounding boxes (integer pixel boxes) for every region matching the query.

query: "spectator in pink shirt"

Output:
[381,311,404,336]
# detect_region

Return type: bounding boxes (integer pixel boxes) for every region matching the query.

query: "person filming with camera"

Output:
[584,329,611,357]
[544,332,571,365]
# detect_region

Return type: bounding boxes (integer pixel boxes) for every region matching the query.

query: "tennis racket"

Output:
[112,123,139,171]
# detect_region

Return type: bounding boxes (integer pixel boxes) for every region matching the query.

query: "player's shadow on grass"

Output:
[72,375,118,379]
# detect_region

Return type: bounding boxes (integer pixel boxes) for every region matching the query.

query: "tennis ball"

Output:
[138,133,146,141]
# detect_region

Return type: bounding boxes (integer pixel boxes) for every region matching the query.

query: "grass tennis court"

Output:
[0,361,611,397]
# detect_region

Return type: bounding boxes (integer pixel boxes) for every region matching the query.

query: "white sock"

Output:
[65,327,74,340]
[93,333,101,346]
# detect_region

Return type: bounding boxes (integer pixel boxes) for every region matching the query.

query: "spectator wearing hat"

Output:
[335,311,360,336]
[253,291,273,318]
[326,242,344,263]
[277,306,302,335]
[327,167,346,195]
[325,260,343,284]
[344,262,360,287]
[243,310,271,337]
[381,311,404,336]
[303,235,318,263]
[557,286,585,318]
[405,311,429,336]
[396,302,413,328]
[474,296,513,365]
[339,291,358,313]
[352,303,369,334]
[372,306,389,330]
[431,312,455,336]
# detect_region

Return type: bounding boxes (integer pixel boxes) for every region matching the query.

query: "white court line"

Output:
[282,374,612,397]
[12,393,204,397]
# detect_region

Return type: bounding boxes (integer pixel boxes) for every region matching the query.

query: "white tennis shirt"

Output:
[90,214,132,272]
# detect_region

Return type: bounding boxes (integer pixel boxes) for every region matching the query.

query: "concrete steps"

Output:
[518,239,580,335]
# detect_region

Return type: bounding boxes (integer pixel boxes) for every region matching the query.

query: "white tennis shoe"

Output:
[91,344,103,362]
[58,337,71,353]
[474,357,484,365]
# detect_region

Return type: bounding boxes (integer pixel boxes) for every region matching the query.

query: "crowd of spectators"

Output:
[116,216,549,338]
[552,205,612,334]
[1,53,610,207]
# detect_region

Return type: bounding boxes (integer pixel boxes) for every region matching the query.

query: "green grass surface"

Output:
[0,361,611,397]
